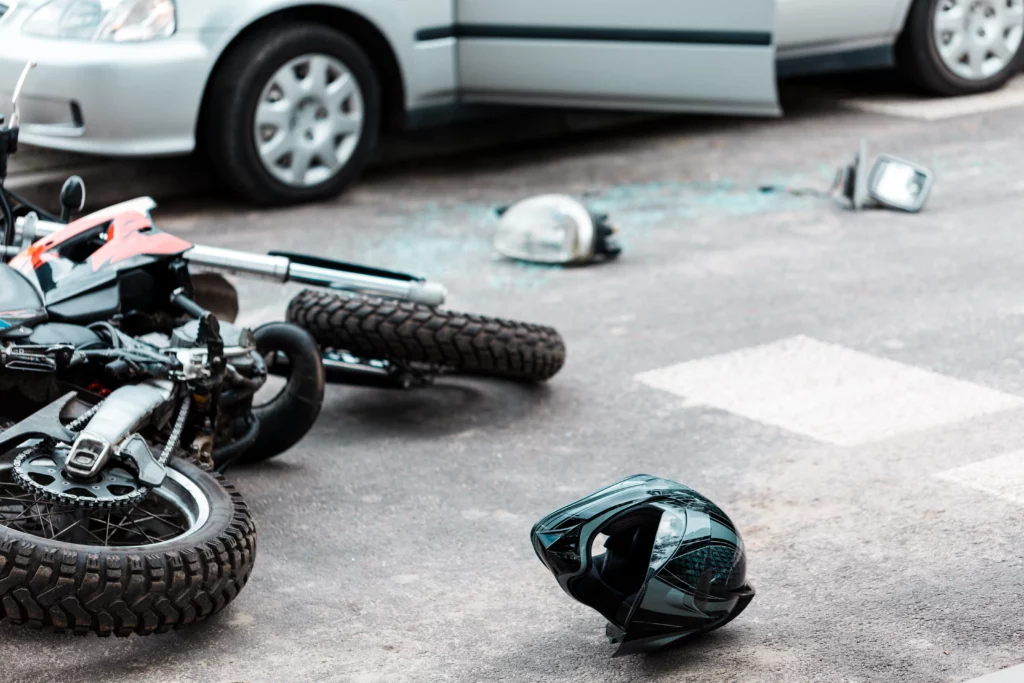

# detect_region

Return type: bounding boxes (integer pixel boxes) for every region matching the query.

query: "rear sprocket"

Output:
[12,445,150,509]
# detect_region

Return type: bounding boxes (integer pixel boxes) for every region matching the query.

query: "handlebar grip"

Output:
[407,282,447,307]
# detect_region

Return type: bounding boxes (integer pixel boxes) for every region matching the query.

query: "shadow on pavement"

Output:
[316,378,556,441]
[447,621,751,683]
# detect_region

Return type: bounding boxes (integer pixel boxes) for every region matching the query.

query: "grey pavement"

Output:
[6,74,1024,683]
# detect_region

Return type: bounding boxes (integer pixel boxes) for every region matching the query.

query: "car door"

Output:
[453,0,780,116]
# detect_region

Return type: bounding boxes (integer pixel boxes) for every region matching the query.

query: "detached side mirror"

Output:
[59,175,86,223]
[866,154,934,213]
[839,140,934,213]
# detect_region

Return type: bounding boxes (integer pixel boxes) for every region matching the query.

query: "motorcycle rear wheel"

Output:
[0,457,256,636]
[286,289,567,382]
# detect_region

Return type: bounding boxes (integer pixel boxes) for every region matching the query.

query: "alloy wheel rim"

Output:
[254,53,365,188]
[934,0,1024,80]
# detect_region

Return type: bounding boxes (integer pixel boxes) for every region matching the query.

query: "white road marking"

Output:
[935,451,1024,506]
[839,75,1024,121]
[634,335,1024,447]
[960,663,1024,683]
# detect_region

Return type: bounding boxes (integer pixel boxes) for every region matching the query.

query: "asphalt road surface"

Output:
[6,74,1024,683]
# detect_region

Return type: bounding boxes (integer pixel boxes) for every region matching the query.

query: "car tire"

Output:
[896,0,1024,96]
[203,23,381,206]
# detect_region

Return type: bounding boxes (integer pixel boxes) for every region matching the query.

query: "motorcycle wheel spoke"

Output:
[129,511,187,534]
[0,498,33,506]
[104,509,113,546]
[51,516,102,543]
[9,506,59,523]
[0,486,40,502]
[41,510,56,539]
[101,511,168,545]
[100,514,140,543]
[123,516,158,545]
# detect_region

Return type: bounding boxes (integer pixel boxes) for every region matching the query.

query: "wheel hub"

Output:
[291,98,331,146]
[965,2,997,39]
[254,53,365,188]
[934,0,1024,80]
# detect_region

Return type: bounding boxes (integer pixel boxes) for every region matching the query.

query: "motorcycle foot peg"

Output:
[117,433,167,487]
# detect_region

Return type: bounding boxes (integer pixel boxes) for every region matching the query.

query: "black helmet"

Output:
[530,474,754,656]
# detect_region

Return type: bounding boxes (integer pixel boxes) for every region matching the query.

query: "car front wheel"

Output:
[204,23,381,206]
[897,0,1024,96]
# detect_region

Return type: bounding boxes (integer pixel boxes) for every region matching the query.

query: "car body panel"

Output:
[0,1,225,155]
[453,0,780,116]
[773,0,915,78]
[775,0,914,58]
[0,19,221,155]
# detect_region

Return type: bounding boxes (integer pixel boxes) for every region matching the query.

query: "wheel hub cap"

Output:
[292,99,331,145]
[934,0,1024,80]
[254,54,365,189]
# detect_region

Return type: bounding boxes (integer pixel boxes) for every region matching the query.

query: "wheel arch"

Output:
[195,4,406,147]
[889,0,919,38]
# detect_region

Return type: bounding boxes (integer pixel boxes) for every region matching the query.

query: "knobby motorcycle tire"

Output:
[287,289,567,382]
[0,459,256,637]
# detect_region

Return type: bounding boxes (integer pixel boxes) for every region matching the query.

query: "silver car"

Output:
[0,0,1019,206]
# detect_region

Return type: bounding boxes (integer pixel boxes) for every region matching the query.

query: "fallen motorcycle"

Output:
[0,62,566,637]
[0,63,327,636]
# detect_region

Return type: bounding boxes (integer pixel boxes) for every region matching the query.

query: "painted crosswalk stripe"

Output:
[634,335,1024,447]
[934,451,1024,506]
[838,75,1024,121]
[959,662,1024,682]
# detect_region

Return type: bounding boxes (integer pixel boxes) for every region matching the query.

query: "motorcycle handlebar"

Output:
[183,244,447,307]
[16,206,449,307]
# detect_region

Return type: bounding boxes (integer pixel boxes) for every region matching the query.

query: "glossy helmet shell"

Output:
[530,474,754,656]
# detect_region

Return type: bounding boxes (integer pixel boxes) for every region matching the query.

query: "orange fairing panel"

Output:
[88,212,192,271]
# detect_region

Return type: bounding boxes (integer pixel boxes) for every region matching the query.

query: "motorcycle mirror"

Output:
[59,176,86,222]
[10,61,37,130]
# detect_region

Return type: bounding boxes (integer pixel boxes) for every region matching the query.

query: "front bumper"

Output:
[0,14,223,157]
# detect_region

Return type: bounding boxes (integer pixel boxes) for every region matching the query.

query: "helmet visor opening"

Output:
[593,510,661,596]
[567,508,663,626]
